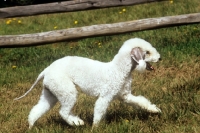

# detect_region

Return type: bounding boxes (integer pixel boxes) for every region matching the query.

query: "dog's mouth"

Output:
[146,62,154,71]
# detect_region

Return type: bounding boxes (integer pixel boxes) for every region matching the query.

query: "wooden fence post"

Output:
[0,13,200,47]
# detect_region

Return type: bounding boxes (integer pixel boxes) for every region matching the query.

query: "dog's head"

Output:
[120,38,161,72]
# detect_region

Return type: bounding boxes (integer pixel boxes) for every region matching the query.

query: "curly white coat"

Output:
[15,38,161,129]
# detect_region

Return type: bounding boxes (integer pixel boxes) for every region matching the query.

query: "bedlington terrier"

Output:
[15,38,161,129]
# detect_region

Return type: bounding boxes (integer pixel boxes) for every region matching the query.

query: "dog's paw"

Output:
[73,119,84,126]
[147,104,161,113]
[67,116,84,126]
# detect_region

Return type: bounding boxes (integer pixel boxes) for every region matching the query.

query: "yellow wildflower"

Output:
[98,43,102,48]
[119,12,122,14]
[74,21,78,24]
[18,20,21,23]
[54,26,57,29]
[170,0,173,4]
[122,9,126,12]
[125,119,129,123]
[6,20,12,25]
[12,66,17,69]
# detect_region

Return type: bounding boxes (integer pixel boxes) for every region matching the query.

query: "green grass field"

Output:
[0,0,200,132]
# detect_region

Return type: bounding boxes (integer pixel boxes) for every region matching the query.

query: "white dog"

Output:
[15,38,161,129]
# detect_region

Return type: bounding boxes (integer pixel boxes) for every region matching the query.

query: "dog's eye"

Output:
[146,51,150,54]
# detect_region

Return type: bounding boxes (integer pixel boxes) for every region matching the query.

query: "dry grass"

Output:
[0,0,200,132]
[1,57,199,133]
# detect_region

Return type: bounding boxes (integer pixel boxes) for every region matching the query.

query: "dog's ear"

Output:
[130,47,145,63]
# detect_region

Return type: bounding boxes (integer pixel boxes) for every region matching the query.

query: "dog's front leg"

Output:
[119,79,161,113]
[121,93,161,113]
[92,96,113,129]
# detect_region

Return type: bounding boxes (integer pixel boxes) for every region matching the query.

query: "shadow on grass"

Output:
[44,109,161,128]
[105,109,161,124]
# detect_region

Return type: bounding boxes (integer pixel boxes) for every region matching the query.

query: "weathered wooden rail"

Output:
[0,0,166,18]
[1,13,200,48]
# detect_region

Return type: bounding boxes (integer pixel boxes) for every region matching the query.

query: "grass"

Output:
[0,0,200,132]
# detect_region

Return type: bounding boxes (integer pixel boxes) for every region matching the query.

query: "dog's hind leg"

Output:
[28,87,58,129]
[53,79,84,126]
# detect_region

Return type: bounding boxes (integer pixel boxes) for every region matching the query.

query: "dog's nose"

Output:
[159,58,162,61]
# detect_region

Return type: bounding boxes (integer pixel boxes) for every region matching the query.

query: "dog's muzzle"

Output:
[146,57,161,71]
[146,62,154,71]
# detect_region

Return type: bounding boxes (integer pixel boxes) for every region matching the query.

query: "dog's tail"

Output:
[14,69,46,100]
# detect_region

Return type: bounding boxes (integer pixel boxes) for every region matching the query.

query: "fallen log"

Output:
[0,13,200,48]
[0,0,166,18]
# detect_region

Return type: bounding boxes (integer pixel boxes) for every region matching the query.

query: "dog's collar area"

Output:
[146,62,154,71]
